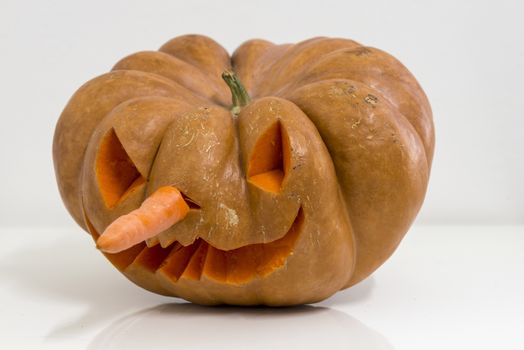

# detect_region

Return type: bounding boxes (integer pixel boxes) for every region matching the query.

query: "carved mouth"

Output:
[88,117,302,286]
[84,208,303,285]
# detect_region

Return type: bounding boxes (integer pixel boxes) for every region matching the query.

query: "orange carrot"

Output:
[96,186,189,254]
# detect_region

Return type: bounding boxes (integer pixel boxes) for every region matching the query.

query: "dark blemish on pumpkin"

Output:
[346,85,357,94]
[292,163,303,171]
[364,94,378,106]
[354,47,372,56]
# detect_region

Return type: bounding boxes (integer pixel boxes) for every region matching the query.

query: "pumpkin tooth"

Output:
[129,244,172,272]
[202,246,227,282]
[156,242,199,282]
[156,238,180,250]
[102,244,147,271]
[158,241,183,269]
[145,236,160,248]
[180,241,209,280]
[157,241,183,270]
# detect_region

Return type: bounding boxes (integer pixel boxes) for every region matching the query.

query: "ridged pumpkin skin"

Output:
[53,35,434,306]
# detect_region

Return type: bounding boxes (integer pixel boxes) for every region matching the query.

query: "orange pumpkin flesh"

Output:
[53,35,434,306]
[247,121,289,193]
[96,128,145,208]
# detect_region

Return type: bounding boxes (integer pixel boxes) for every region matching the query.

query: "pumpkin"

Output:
[53,34,434,306]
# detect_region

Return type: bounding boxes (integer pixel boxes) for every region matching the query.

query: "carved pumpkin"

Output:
[53,35,434,306]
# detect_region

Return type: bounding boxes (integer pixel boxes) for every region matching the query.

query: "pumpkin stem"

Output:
[222,70,251,115]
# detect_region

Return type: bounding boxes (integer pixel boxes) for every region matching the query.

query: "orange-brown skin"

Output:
[53,34,434,306]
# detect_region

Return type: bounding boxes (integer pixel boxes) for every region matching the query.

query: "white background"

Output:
[1,0,523,349]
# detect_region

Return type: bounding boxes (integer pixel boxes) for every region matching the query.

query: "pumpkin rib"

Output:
[159,34,231,81]
[252,37,362,96]
[284,76,431,175]
[113,51,228,106]
[272,45,376,95]
[279,45,434,166]
[286,78,429,285]
[231,39,276,94]
[253,37,328,90]
[273,99,357,280]
[111,69,212,106]
[240,43,293,98]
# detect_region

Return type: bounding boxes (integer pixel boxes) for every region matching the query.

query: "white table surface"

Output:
[1,225,523,349]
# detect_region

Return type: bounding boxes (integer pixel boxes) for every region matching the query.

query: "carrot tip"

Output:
[96,236,122,254]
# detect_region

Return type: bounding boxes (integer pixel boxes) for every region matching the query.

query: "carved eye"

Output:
[96,128,145,208]
[247,121,291,193]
